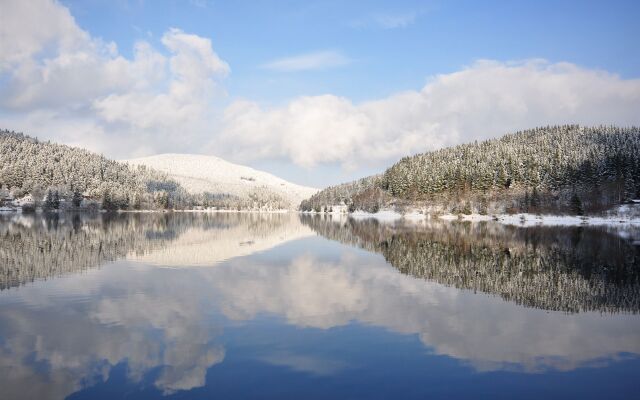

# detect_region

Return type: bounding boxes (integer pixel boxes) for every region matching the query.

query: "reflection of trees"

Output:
[213,253,640,373]
[0,213,181,290]
[0,212,306,290]
[301,215,640,313]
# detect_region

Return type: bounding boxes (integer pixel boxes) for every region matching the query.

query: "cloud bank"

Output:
[220,60,640,168]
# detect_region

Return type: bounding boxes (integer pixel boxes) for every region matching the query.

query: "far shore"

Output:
[302,208,640,227]
[3,206,640,226]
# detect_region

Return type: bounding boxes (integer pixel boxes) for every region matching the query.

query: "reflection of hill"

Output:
[301,216,640,313]
[0,213,311,290]
[128,213,313,266]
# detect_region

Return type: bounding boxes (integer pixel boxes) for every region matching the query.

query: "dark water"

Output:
[1,212,639,399]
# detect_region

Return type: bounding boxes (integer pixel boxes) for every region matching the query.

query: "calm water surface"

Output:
[1,213,639,399]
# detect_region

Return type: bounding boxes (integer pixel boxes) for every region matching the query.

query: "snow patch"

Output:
[350,210,403,221]
[496,213,640,227]
[318,207,640,227]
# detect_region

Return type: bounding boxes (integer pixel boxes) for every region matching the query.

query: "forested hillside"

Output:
[0,130,188,210]
[302,125,640,215]
[300,174,384,212]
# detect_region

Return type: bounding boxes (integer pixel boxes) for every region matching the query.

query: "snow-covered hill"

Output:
[124,154,317,209]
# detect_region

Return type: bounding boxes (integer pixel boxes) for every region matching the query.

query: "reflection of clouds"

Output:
[0,306,159,400]
[156,345,224,394]
[218,255,367,328]
[213,251,640,372]
[0,263,225,399]
[91,289,225,394]
[2,216,640,400]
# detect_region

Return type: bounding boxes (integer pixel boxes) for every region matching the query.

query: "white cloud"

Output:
[0,0,88,71]
[0,0,139,110]
[0,0,229,158]
[93,28,229,131]
[373,13,416,29]
[219,60,640,168]
[261,50,352,72]
[350,12,419,29]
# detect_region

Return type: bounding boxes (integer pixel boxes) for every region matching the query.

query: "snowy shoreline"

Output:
[311,209,640,227]
[4,207,640,226]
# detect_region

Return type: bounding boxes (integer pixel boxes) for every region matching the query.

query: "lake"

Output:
[1,212,639,399]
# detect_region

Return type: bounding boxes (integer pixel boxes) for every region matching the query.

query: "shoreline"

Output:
[306,209,640,227]
[4,207,640,226]
[0,207,295,215]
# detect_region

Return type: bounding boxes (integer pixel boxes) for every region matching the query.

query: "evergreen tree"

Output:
[570,192,584,216]
[72,190,83,208]
[44,190,55,210]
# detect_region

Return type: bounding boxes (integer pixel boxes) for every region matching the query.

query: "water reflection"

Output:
[0,213,639,399]
[214,251,640,373]
[301,215,640,313]
[0,212,312,289]
[128,213,313,267]
[0,265,225,399]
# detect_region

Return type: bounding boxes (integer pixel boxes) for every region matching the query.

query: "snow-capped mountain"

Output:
[125,153,317,209]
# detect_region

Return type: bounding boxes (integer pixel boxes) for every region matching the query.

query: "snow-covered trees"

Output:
[0,130,191,210]
[43,189,60,210]
[0,130,253,210]
[384,125,639,198]
[300,174,384,212]
[303,125,640,214]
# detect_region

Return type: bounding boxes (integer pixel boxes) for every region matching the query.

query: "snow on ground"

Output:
[493,204,640,227]
[351,210,403,221]
[494,213,640,227]
[316,206,640,227]
[124,154,317,209]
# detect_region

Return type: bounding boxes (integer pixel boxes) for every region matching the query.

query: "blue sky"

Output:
[1,0,640,187]
[65,0,640,102]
